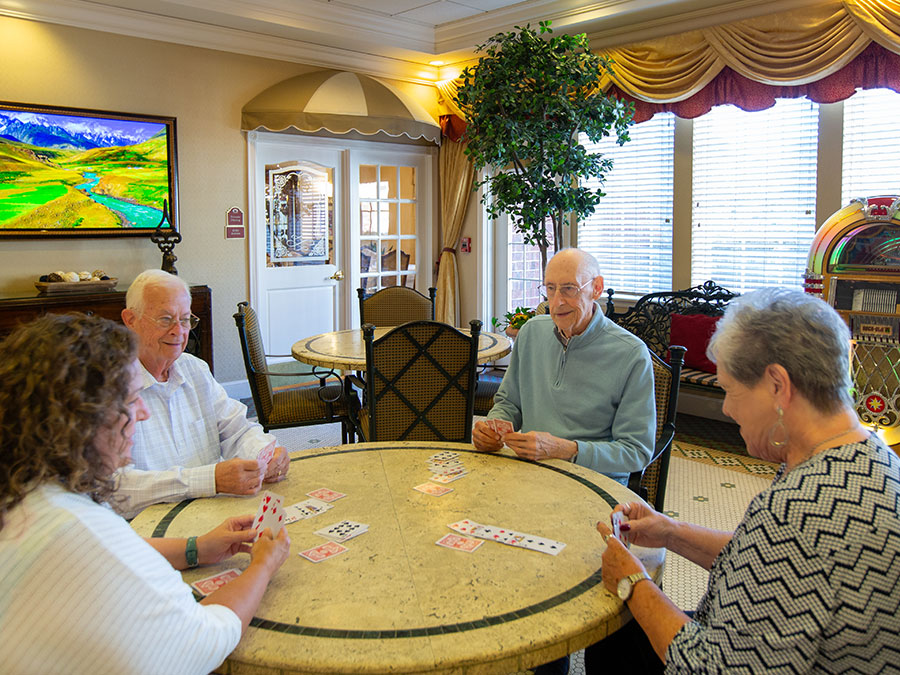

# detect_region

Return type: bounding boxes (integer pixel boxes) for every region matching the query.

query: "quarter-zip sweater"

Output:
[489,304,655,483]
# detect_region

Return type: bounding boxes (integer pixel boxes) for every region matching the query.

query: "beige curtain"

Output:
[447,1,900,104]
[436,138,475,326]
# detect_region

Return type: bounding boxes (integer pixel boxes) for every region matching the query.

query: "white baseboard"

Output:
[223,379,251,401]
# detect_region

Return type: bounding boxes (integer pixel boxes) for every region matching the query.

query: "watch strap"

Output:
[620,571,651,600]
[185,536,199,568]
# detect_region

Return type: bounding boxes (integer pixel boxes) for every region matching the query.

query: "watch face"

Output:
[617,577,632,601]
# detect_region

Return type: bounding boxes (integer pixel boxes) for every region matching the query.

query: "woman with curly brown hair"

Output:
[0,313,290,675]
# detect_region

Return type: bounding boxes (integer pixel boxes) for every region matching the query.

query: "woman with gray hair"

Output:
[595,288,900,673]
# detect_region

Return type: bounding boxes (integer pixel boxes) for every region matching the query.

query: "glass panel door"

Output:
[359,163,418,293]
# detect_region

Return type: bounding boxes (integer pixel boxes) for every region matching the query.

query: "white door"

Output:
[249,133,436,352]
[248,132,345,358]
[349,147,433,326]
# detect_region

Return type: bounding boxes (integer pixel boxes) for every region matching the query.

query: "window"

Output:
[577,114,675,294]
[506,219,552,313]
[359,164,418,292]
[842,88,900,204]
[692,99,818,292]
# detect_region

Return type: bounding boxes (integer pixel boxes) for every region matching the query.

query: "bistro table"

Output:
[291,327,512,371]
[131,442,665,675]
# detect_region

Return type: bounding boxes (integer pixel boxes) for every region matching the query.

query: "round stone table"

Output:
[131,442,664,675]
[291,328,511,371]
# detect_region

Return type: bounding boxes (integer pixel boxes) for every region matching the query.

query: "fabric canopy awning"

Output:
[242,69,441,145]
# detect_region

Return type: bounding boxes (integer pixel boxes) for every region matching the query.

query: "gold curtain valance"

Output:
[445,0,900,108]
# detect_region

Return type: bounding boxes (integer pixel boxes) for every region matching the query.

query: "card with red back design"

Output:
[257,441,275,465]
[298,541,349,563]
[307,487,346,502]
[414,482,453,497]
[252,490,285,540]
[491,419,514,436]
[190,569,241,597]
[435,533,483,552]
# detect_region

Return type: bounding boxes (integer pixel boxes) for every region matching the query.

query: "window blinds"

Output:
[577,113,675,295]
[691,99,818,293]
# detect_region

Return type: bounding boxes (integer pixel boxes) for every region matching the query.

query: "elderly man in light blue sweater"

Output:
[473,248,655,485]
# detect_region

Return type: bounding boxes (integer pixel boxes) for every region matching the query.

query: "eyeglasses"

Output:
[538,278,594,299]
[145,314,200,330]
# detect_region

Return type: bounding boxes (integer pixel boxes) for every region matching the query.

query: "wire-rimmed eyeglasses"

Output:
[537,278,594,299]
[145,314,200,330]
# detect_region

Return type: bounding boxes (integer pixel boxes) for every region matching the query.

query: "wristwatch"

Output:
[185,536,199,568]
[617,571,651,601]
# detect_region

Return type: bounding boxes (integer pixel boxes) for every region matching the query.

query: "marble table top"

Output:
[131,442,664,675]
[291,327,512,370]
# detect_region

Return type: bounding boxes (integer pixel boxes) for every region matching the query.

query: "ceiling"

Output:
[0,0,821,82]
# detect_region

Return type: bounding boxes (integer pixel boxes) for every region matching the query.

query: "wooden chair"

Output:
[357,286,436,326]
[349,320,481,442]
[234,302,357,443]
[628,346,686,512]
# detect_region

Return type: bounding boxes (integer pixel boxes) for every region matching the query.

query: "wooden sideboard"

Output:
[0,284,213,373]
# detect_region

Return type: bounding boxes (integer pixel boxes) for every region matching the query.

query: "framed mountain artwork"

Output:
[0,101,178,237]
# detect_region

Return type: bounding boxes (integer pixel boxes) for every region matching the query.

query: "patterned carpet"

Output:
[259,411,777,675]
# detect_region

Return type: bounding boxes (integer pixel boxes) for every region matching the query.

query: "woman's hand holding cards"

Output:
[251,527,291,576]
[197,515,257,564]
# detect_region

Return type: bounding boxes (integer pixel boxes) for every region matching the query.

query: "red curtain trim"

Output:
[440,114,467,141]
[615,41,900,123]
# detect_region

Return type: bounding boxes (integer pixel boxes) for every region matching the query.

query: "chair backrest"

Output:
[605,280,736,360]
[357,286,436,327]
[628,345,686,512]
[362,319,481,442]
[233,301,275,426]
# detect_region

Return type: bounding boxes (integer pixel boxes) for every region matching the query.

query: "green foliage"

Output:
[491,306,536,331]
[455,21,634,261]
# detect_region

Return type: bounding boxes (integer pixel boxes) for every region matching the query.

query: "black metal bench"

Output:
[604,280,738,395]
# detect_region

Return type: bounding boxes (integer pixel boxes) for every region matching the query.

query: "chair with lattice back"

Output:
[349,320,481,442]
[234,302,357,443]
[357,286,436,326]
[628,345,686,512]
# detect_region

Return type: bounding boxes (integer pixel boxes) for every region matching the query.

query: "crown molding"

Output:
[0,0,441,84]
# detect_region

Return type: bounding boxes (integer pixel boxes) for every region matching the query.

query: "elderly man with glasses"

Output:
[473,248,655,486]
[112,269,289,519]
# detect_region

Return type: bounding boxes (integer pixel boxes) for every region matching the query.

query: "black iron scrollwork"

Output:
[151,200,182,275]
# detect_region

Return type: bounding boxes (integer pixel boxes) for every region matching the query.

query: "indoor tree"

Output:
[455,21,634,270]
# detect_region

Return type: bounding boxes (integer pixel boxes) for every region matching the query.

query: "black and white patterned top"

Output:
[667,435,900,673]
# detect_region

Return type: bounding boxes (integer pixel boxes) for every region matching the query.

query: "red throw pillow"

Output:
[669,313,720,374]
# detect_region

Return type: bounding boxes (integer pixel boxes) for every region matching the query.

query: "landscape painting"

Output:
[0,102,178,237]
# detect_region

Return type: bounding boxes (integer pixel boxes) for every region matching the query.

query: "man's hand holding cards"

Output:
[489,419,514,447]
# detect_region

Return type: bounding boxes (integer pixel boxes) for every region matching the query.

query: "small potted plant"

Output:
[492,306,536,338]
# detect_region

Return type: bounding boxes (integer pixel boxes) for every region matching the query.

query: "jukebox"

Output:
[804,196,900,449]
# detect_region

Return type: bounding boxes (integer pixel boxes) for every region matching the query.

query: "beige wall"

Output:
[0,16,441,382]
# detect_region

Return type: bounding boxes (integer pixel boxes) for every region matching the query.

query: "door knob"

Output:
[330,270,344,281]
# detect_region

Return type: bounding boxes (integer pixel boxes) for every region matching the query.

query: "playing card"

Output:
[414,482,453,496]
[257,441,275,464]
[448,518,566,555]
[448,518,483,535]
[190,569,241,597]
[430,471,467,484]
[290,497,334,519]
[315,520,369,543]
[611,511,624,540]
[435,533,483,552]
[508,533,567,556]
[298,541,349,563]
[252,491,285,540]
[427,463,467,476]
[429,451,459,462]
[492,419,514,435]
[307,487,346,502]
